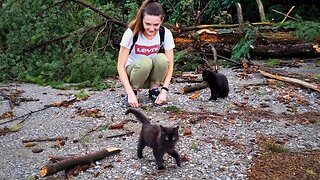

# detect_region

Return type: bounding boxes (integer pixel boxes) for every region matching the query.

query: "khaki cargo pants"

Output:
[126,53,168,89]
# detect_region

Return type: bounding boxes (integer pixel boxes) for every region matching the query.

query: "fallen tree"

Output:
[173,28,320,57]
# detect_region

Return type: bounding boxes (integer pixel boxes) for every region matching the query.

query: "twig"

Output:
[22,137,68,143]
[0,106,50,125]
[202,43,218,72]
[271,9,298,21]
[193,0,212,26]
[105,131,134,139]
[90,21,109,51]
[280,6,296,24]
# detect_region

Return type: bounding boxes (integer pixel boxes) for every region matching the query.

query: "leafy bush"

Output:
[0,0,123,88]
[174,50,202,72]
[281,20,320,42]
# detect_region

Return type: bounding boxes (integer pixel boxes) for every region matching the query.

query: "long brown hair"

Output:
[128,0,165,37]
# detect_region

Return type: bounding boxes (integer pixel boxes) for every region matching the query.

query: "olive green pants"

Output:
[126,53,169,89]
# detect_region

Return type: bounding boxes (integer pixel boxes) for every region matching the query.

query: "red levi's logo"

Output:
[135,44,160,56]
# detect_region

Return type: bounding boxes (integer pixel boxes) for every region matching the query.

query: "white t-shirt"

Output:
[120,27,175,67]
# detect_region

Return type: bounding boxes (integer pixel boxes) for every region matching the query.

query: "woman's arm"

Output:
[162,49,174,88]
[155,49,174,105]
[117,46,139,107]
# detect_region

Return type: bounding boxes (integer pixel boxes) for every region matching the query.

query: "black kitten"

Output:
[202,70,229,100]
[125,108,181,170]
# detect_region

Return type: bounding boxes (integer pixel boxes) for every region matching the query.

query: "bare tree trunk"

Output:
[236,3,244,31]
[256,0,266,22]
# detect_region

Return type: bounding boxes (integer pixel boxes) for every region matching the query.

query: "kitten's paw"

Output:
[157,166,165,170]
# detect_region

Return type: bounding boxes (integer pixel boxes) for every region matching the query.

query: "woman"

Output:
[117,0,175,108]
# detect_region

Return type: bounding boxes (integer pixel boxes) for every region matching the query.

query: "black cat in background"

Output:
[202,70,229,100]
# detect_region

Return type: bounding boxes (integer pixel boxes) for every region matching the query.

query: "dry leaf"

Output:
[109,121,128,129]
[0,111,14,119]
[188,92,201,100]
[24,142,36,147]
[183,126,192,136]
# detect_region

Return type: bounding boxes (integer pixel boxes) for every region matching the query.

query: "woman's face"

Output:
[142,13,162,37]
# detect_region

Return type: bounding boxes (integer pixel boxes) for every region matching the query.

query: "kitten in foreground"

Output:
[125,108,181,170]
[202,69,229,100]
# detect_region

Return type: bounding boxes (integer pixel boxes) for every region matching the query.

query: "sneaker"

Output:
[122,90,137,107]
[148,88,160,102]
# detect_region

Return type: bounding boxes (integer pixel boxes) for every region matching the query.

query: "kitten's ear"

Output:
[174,126,179,131]
[160,125,166,132]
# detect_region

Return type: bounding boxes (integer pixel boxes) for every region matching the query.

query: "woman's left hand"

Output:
[155,89,167,105]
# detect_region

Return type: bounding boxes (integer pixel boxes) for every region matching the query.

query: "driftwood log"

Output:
[39,147,121,177]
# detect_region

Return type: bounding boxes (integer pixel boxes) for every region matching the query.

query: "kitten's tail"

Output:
[125,108,150,124]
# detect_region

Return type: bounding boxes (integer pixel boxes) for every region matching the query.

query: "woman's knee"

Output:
[153,53,168,68]
[134,56,153,73]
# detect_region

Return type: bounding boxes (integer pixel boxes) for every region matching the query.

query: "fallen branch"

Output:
[22,137,68,143]
[70,0,126,27]
[105,131,134,139]
[181,82,208,94]
[39,146,121,177]
[259,70,320,92]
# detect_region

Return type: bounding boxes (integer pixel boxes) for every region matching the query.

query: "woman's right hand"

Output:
[128,92,139,107]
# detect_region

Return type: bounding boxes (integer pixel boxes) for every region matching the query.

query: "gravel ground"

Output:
[0,62,319,180]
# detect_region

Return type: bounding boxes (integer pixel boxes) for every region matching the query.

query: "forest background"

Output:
[0,0,319,90]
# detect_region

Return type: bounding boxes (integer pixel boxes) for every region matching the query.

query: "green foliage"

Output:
[231,26,257,60]
[0,0,123,88]
[98,123,110,131]
[315,74,320,83]
[75,89,90,100]
[174,50,202,71]
[161,0,234,25]
[280,20,320,42]
[163,105,181,113]
[190,141,198,150]
[265,142,289,153]
[265,58,281,68]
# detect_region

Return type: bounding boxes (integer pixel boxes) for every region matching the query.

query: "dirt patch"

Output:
[248,151,320,180]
